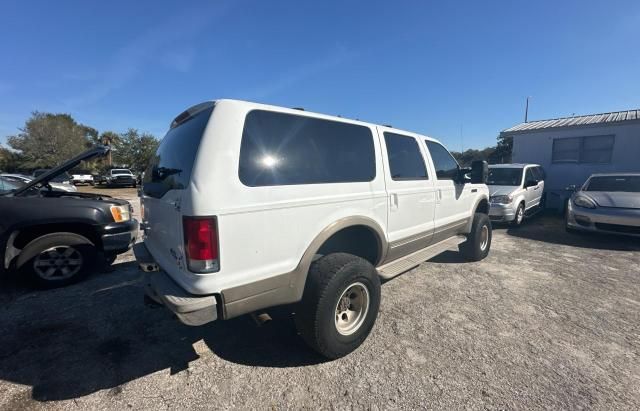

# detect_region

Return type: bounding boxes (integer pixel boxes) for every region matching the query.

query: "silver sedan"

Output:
[566,173,640,237]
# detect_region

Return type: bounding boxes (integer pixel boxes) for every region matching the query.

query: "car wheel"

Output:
[511,202,525,227]
[459,212,492,261]
[295,253,381,359]
[16,232,96,288]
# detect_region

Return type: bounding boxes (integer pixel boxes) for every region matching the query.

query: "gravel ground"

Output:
[1,187,639,410]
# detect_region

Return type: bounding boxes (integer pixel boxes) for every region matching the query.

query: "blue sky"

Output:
[1,0,639,151]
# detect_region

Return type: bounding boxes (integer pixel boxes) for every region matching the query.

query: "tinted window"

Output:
[384,133,428,180]
[585,176,640,193]
[239,110,375,186]
[487,168,523,186]
[143,107,213,198]
[525,168,536,183]
[425,141,459,180]
[0,177,20,194]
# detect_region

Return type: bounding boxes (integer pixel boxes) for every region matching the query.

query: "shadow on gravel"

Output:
[0,261,323,403]
[505,214,640,251]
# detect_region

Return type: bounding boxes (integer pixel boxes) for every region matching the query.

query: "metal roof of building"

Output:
[501,109,640,135]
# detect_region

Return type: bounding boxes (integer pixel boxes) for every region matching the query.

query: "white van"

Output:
[136,99,491,358]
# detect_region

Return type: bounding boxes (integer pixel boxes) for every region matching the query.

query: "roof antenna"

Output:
[524,96,531,123]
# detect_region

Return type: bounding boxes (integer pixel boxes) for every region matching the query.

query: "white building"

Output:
[501,109,640,211]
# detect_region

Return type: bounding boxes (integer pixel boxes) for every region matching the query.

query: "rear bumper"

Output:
[133,243,218,326]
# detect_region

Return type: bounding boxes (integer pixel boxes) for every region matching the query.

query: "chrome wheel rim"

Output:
[33,246,83,280]
[517,206,524,224]
[335,282,370,336]
[480,225,489,251]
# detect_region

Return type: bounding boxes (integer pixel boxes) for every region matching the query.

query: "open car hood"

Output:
[11,145,109,196]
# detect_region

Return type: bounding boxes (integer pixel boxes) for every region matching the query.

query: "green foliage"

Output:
[2,112,159,173]
[110,128,160,172]
[6,112,92,169]
[451,134,513,167]
[0,145,24,172]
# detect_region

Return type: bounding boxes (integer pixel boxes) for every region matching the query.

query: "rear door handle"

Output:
[390,193,398,209]
[471,188,477,193]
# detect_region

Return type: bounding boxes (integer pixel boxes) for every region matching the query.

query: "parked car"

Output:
[0,146,139,288]
[98,168,137,188]
[70,169,94,185]
[487,164,545,226]
[0,176,24,193]
[135,99,491,359]
[565,173,640,237]
[1,173,78,193]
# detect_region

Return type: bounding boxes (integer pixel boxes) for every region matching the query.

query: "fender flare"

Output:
[288,216,387,301]
[464,194,490,233]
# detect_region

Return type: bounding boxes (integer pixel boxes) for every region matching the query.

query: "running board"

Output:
[377,235,467,280]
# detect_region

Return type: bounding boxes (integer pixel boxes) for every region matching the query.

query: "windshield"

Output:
[112,169,132,175]
[0,177,22,194]
[487,168,523,186]
[585,176,640,193]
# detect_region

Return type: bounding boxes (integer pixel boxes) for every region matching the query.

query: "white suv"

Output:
[136,99,491,358]
[487,164,545,226]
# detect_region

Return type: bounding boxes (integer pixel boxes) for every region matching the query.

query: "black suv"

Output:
[0,146,138,288]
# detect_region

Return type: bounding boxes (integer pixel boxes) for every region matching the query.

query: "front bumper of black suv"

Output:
[99,219,139,254]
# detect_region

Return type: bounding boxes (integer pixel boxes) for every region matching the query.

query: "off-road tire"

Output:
[459,213,492,261]
[295,253,381,359]
[16,232,97,288]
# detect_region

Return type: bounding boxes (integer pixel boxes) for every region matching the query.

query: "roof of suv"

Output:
[183,99,443,144]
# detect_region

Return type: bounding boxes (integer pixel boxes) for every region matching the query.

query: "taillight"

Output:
[183,217,219,273]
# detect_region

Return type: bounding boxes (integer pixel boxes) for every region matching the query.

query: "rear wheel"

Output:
[17,233,96,288]
[459,213,492,261]
[295,253,381,359]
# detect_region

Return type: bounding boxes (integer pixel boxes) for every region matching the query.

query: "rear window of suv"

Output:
[239,110,376,186]
[143,106,213,198]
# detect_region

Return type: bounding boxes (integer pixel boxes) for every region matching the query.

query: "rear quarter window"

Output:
[239,110,376,186]
[143,107,213,198]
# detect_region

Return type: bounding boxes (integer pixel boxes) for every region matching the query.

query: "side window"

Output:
[425,141,459,180]
[239,110,376,186]
[525,168,536,183]
[383,132,428,180]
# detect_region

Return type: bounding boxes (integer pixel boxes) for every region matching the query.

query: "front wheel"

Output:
[511,203,525,227]
[295,253,381,359]
[459,213,492,262]
[16,233,96,288]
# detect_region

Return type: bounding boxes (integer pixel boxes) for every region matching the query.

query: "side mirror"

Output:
[470,160,488,184]
[565,184,577,192]
[524,179,538,188]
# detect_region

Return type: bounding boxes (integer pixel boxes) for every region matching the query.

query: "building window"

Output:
[552,135,614,164]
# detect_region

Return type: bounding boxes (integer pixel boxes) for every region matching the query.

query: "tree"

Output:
[451,134,513,166]
[110,129,159,172]
[0,144,24,172]
[6,112,94,169]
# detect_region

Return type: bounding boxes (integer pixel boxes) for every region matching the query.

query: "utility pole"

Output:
[524,96,530,123]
